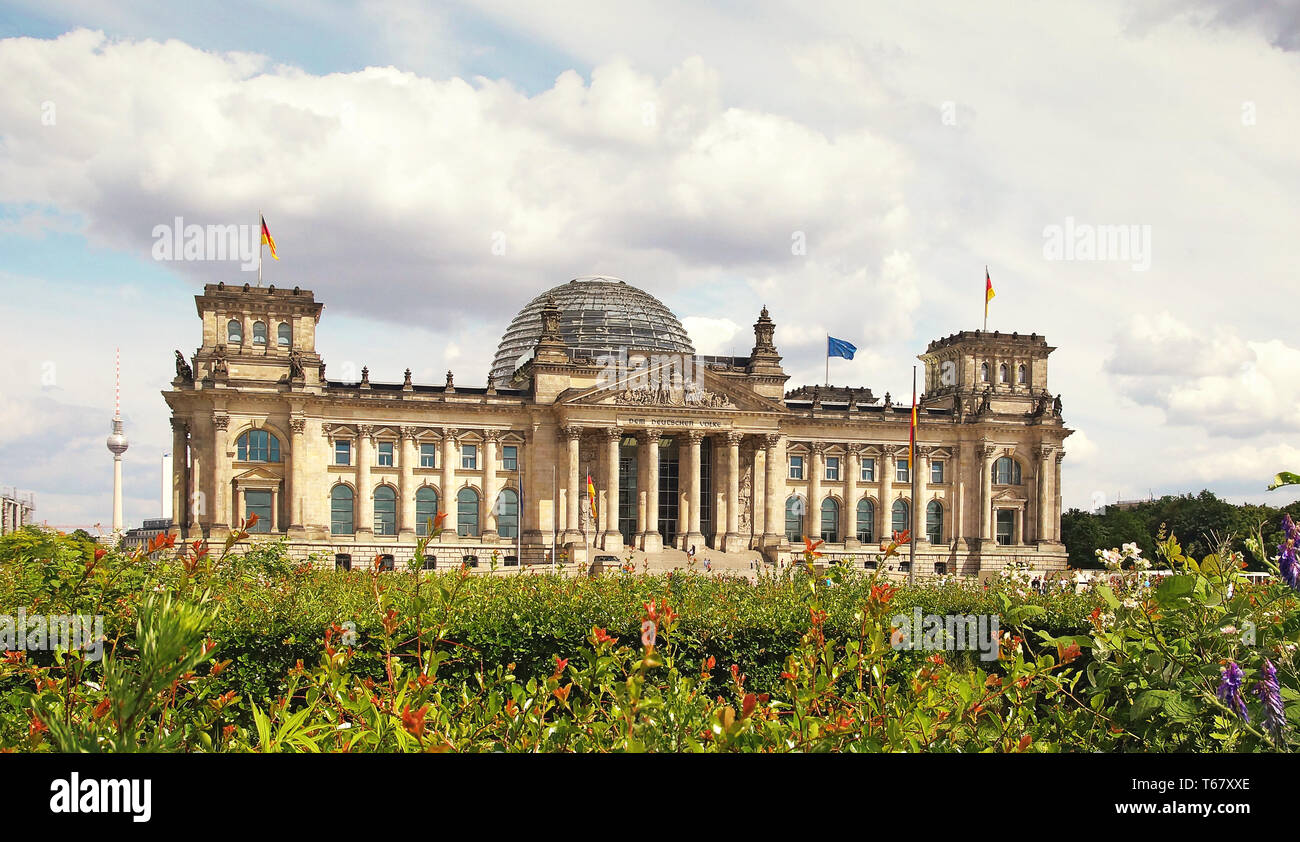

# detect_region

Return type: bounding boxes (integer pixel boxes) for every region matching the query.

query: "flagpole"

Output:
[825,334,829,387]
[983,265,988,332]
[909,365,917,586]
[258,210,264,286]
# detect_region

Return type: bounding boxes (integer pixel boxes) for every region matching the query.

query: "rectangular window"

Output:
[461,444,477,470]
[824,456,839,481]
[860,457,875,482]
[419,443,437,468]
[244,490,271,533]
[996,509,1015,545]
[502,445,518,471]
[930,460,945,484]
[377,441,394,467]
[789,455,804,480]
[896,459,910,483]
[334,440,351,466]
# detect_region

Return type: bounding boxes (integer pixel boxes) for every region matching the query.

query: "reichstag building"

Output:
[162,276,1072,576]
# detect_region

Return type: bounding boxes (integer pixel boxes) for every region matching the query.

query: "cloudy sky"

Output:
[1,0,1297,530]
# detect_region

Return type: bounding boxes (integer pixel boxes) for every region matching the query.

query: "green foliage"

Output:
[1062,489,1299,569]
[1,498,1297,752]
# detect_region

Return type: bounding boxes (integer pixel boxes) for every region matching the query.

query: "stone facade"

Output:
[162,281,1072,576]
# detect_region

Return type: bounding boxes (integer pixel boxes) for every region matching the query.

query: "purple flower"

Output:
[1253,659,1286,741]
[1278,515,1300,592]
[1217,661,1249,723]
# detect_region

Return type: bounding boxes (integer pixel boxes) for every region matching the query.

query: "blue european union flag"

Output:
[827,336,857,360]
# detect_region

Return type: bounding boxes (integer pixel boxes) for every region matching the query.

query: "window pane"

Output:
[860,458,875,482]
[244,490,271,532]
[825,457,839,481]
[820,498,839,542]
[378,442,394,466]
[227,320,243,343]
[461,445,477,470]
[457,488,479,536]
[996,509,1014,545]
[784,496,804,542]
[789,456,803,480]
[331,486,354,534]
[891,500,909,537]
[926,501,943,543]
[335,441,351,465]
[374,486,396,535]
[896,459,909,483]
[416,487,439,536]
[856,500,874,542]
[502,446,518,471]
[930,460,944,483]
[253,321,267,345]
[277,323,291,346]
[497,489,519,538]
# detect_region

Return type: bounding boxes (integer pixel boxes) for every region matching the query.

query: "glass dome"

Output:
[490,276,695,387]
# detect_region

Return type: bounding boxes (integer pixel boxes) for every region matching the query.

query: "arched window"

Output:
[891,499,910,538]
[227,319,243,344]
[980,362,989,382]
[277,322,291,347]
[1017,364,1027,385]
[252,321,268,345]
[374,485,397,535]
[926,500,943,543]
[236,429,280,462]
[496,488,519,539]
[856,499,874,543]
[457,487,480,537]
[998,363,1009,383]
[820,498,840,543]
[784,495,804,542]
[994,456,1022,485]
[330,485,354,535]
[415,487,439,536]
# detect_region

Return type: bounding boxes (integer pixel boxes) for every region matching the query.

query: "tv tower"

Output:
[106,347,128,535]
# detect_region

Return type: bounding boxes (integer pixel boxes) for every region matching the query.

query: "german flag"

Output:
[909,382,918,468]
[261,215,278,260]
[586,471,598,521]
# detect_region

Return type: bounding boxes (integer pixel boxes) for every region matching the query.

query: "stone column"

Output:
[844,444,860,547]
[562,426,581,543]
[170,418,189,535]
[356,425,374,538]
[189,416,204,532]
[212,414,230,532]
[723,432,743,552]
[954,443,966,545]
[603,428,622,551]
[685,431,704,548]
[1054,451,1065,543]
[441,428,459,543]
[980,443,997,544]
[807,442,824,541]
[482,430,500,541]
[1016,505,1025,545]
[288,417,306,536]
[762,434,786,546]
[641,428,662,552]
[913,446,930,544]
[398,427,416,539]
[880,445,895,540]
[1037,445,1054,543]
[269,486,279,532]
